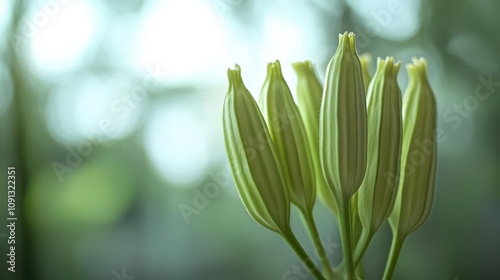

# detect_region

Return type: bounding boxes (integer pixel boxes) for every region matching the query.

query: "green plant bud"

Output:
[358,57,403,233]
[359,53,373,92]
[259,60,316,213]
[389,57,437,237]
[223,64,290,233]
[319,32,368,203]
[292,60,337,213]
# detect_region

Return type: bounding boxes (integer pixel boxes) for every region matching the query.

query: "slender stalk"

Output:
[382,233,406,280]
[338,200,355,279]
[281,228,327,280]
[353,229,375,266]
[351,196,365,279]
[335,228,374,277]
[301,210,335,279]
[355,264,365,280]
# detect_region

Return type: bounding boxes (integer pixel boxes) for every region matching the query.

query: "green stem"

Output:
[338,199,355,279]
[301,210,335,279]
[335,228,374,277]
[353,229,374,266]
[282,228,327,280]
[355,264,365,280]
[382,233,406,280]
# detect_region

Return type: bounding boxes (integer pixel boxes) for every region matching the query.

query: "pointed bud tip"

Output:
[375,56,401,78]
[338,31,357,53]
[359,53,372,65]
[273,59,283,74]
[266,60,284,79]
[227,63,241,78]
[227,64,245,89]
[411,57,427,66]
[406,57,427,71]
[228,63,241,72]
[292,60,316,77]
[406,57,429,83]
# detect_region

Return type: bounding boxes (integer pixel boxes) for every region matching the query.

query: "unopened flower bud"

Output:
[319,32,368,203]
[292,60,337,213]
[389,57,437,237]
[358,57,403,233]
[260,60,316,213]
[223,64,290,233]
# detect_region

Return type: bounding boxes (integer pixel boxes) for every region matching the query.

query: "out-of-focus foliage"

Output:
[0,0,499,279]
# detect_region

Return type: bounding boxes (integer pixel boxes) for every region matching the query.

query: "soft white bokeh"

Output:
[242,1,328,100]
[143,101,210,186]
[25,0,102,79]
[45,75,143,144]
[0,0,12,47]
[134,0,228,82]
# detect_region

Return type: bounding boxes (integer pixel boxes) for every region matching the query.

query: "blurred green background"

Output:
[0,0,499,279]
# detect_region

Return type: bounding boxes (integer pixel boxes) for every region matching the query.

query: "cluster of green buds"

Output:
[222,32,437,280]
